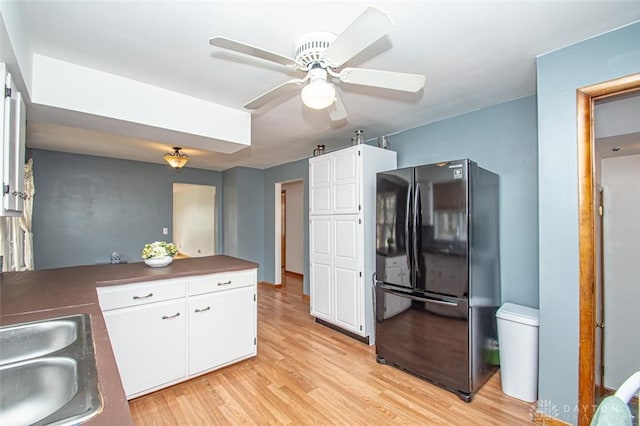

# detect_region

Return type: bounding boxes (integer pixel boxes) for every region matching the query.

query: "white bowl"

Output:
[144,256,173,268]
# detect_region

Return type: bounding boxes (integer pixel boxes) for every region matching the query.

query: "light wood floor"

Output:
[129,275,534,425]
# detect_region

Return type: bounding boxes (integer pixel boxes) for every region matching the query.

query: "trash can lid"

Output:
[496,302,539,326]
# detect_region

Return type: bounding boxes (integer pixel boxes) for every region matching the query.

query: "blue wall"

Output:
[222,167,238,256]
[222,166,265,279]
[536,22,640,424]
[262,159,309,291]
[31,149,223,269]
[389,95,539,307]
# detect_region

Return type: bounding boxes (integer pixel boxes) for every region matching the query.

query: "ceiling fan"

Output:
[209,6,426,122]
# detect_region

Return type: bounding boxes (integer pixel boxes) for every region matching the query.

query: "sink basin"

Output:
[0,358,77,425]
[0,314,102,426]
[0,319,78,365]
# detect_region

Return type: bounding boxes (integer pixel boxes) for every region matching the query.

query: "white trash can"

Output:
[496,302,540,402]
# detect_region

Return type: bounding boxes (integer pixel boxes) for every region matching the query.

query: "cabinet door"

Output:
[332,148,360,214]
[2,73,25,214]
[103,299,186,398]
[309,154,332,215]
[188,285,255,376]
[333,215,362,334]
[310,216,332,321]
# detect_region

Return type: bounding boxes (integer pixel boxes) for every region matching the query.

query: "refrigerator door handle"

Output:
[405,184,413,271]
[385,289,459,307]
[413,182,421,275]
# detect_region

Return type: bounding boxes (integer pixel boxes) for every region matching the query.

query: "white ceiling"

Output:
[17,1,640,171]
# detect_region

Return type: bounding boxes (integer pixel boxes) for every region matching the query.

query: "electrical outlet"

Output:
[162,227,168,235]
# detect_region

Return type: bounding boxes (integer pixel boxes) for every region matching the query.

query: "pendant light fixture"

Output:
[163,147,189,171]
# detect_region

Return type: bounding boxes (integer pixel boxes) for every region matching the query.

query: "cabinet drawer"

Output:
[188,269,256,296]
[97,278,186,311]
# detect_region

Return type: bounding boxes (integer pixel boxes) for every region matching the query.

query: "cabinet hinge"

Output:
[254,337,257,345]
[4,87,11,98]
[358,151,361,156]
[3,184,9,195]
[358,218,361,224]
[360,325,363,331]
[358,204,361,211]
[598,205,603,216]
[359,272,362,277]
[254,293,256,302]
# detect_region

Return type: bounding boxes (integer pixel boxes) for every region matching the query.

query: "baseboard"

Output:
[258,281,283,288]
[315,318,369,345]
[284,270,303,279]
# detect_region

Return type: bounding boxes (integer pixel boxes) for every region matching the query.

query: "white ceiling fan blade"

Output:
[209,36,296,67]
[339,68,425,93]
[328,90,348,122]
[323,7,392,68]
[244,78,306,110]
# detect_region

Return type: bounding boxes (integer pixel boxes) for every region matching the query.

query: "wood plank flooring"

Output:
[129,276,534,425]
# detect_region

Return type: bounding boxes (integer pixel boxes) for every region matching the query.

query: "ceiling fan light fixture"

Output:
[164,147,189,171]
[301,68,336,110]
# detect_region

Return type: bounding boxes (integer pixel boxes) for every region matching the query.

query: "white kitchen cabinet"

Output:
[187,269,257,376]
[97,268,257,399]
[309,215,333,322]
[1,63,26,216]
[188,285,255,376]
[102,298,187,397]
[310,146,360,215]
[309,145,396,343]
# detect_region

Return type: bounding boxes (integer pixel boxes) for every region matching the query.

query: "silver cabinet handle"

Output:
[194,306,211,313]
[217,280,232,286]
[162,312,181,320]
[133,292,153,300]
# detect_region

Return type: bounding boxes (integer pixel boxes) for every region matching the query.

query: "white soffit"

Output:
[30,54,251,154]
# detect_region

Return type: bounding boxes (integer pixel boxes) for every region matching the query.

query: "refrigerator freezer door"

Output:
[376,168,413,288]
[375,283,471,396]
[415,161,469,296]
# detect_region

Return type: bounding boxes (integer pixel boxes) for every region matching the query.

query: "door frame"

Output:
[576,72,640,425]
[274,179,303,285]
[281,189,286,272]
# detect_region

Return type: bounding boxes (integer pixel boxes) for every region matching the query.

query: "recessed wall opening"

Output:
[173,183,217,257]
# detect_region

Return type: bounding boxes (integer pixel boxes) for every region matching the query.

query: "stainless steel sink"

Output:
[0,318,78,365]
[0,314,102,426]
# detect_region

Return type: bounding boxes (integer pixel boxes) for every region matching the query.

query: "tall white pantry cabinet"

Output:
[309,144,396,344]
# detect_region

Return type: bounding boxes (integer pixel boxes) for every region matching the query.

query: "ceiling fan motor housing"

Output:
[295,31,336,69]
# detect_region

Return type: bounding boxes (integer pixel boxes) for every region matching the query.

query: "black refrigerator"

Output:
[374,159,500,402]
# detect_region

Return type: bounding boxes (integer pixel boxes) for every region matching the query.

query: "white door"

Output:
[332,148,359,214]
[103,299,186,397]
[332,215,361,334]
[310,216,332,320]
[309,155,332,215]
[188,286,255,375]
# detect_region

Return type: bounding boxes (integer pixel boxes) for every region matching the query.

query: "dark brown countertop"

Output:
[0,255,259,425]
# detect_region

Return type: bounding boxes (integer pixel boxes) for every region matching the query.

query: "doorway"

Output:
[173,183,216,257]
[577,73,640,424]
[274,179,304,285]
[281,190,286,276]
